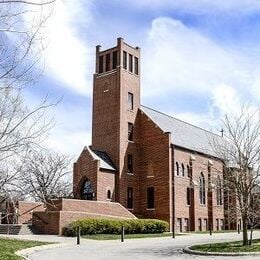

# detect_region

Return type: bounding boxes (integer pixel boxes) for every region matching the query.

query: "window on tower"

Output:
[128,92,134,110]
[147,187,155,209]
[112,51,117,69]
[127,187,133,209]
[123,51,127,69]
[106,53,110,71]
[134,56,138,75]
[128,122,134,141]
[99,56,104,73]
[127,154,133,174]
[129,54,133,72]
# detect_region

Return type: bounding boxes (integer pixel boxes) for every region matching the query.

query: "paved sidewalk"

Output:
[0,234,76,244]
[6,231,259,260]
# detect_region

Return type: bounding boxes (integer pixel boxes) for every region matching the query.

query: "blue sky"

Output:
[27,0,260,156]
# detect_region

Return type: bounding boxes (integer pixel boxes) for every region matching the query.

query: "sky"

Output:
[25,0,260,158]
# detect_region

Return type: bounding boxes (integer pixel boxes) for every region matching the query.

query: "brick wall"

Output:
[32,199,136,235]
[17,201,44,224]
[33,211,60,234]
[136,111,172,227]
[173,147,224,231]
[73,148,99,199]
[92,38,141,205]
[97,170,115,201]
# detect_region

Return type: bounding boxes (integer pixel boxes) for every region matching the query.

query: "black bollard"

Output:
[77,226,80,245]
[121,226,124,242]
[238,224,240,234]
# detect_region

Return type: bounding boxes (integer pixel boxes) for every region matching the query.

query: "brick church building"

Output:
[73,38,230,232]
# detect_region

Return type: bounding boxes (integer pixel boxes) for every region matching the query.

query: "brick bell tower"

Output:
[91,38,141,205]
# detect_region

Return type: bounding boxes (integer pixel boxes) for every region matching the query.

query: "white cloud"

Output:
[43,0,94,96]
[211,84,242,117]
[45,129,91,158]
[141,17,247,98]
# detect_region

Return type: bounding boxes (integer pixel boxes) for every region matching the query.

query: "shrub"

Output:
[62,218,169,236]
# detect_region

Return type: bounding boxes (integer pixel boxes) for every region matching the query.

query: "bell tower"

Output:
[91,38,141,203]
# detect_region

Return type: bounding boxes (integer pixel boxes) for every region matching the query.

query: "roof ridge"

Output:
[140,105,223,139]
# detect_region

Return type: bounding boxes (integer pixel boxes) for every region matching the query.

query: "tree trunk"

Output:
[249,225,253,245]
[242,218,249,246]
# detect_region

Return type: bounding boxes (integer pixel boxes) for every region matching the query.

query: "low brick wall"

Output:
[17,201,44,224]
[33,199,136,235]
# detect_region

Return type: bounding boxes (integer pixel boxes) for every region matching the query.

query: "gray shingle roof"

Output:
[141,106,224,158]
[84,146,116,171]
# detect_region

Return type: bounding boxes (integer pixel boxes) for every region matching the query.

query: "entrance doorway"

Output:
[81,179,94,200]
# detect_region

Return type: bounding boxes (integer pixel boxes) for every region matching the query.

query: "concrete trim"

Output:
[183,246,260,256]
[16,243,71,260]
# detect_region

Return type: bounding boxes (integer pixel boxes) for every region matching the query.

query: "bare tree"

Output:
[0,88,55,162]
[0,0,58,204]
[0,0,56,89]
[212,106,260,246]
[0,87,57,217]
[18,149,72,205]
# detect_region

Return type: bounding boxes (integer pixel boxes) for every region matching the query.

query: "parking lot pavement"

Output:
[21,231,260,260]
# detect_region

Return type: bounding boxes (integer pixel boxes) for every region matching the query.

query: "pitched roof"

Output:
[140,106,224,158]
[84,146,116,171]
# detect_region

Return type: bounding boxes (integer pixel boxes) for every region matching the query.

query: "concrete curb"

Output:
[16,243,73,260]
[183,246,260,256]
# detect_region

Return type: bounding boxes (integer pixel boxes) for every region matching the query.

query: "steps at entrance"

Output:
[0,224,40,235]
[0,224,21,235]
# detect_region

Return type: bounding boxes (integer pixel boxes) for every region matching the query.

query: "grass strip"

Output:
[0,238,49,260]
[191,239,260,253]
[82,232,184,240]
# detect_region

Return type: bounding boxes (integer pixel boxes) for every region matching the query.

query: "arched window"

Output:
[181,163,185,177]
[176,162,179,176]
[107,190,111,200]
[81,179,94,200]
[216,176,223,205]
[199,173,206,205]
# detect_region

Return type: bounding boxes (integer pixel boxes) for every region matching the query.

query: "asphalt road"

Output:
[24,231,260,260]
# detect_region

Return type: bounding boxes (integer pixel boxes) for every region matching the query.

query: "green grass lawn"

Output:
[82,232,183,240]
[191,239,260,253]
[0,238,49,260]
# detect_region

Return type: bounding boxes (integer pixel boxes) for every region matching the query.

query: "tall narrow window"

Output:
[128,122,133,141]
[127,154,133,173]
[128,92,134,110]
[127,187,133,209]
[106,53,110,71]
[147,187,154,209]
[123,51,127,69]
[199,173,206,205]
[107,190,111,200]
[198,218,202,231]
[175,162,179,176]
[186,187,191,205]
[134,56,138,75]
[81,179,93,200]
[187,164,191,177]
[216,176,223,205]
[112,51,117,69]
[129,54,133,72]
[181,163,185,176]
[99,56,104,73]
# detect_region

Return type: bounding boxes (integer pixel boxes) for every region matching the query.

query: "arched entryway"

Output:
[81,179,94,200]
